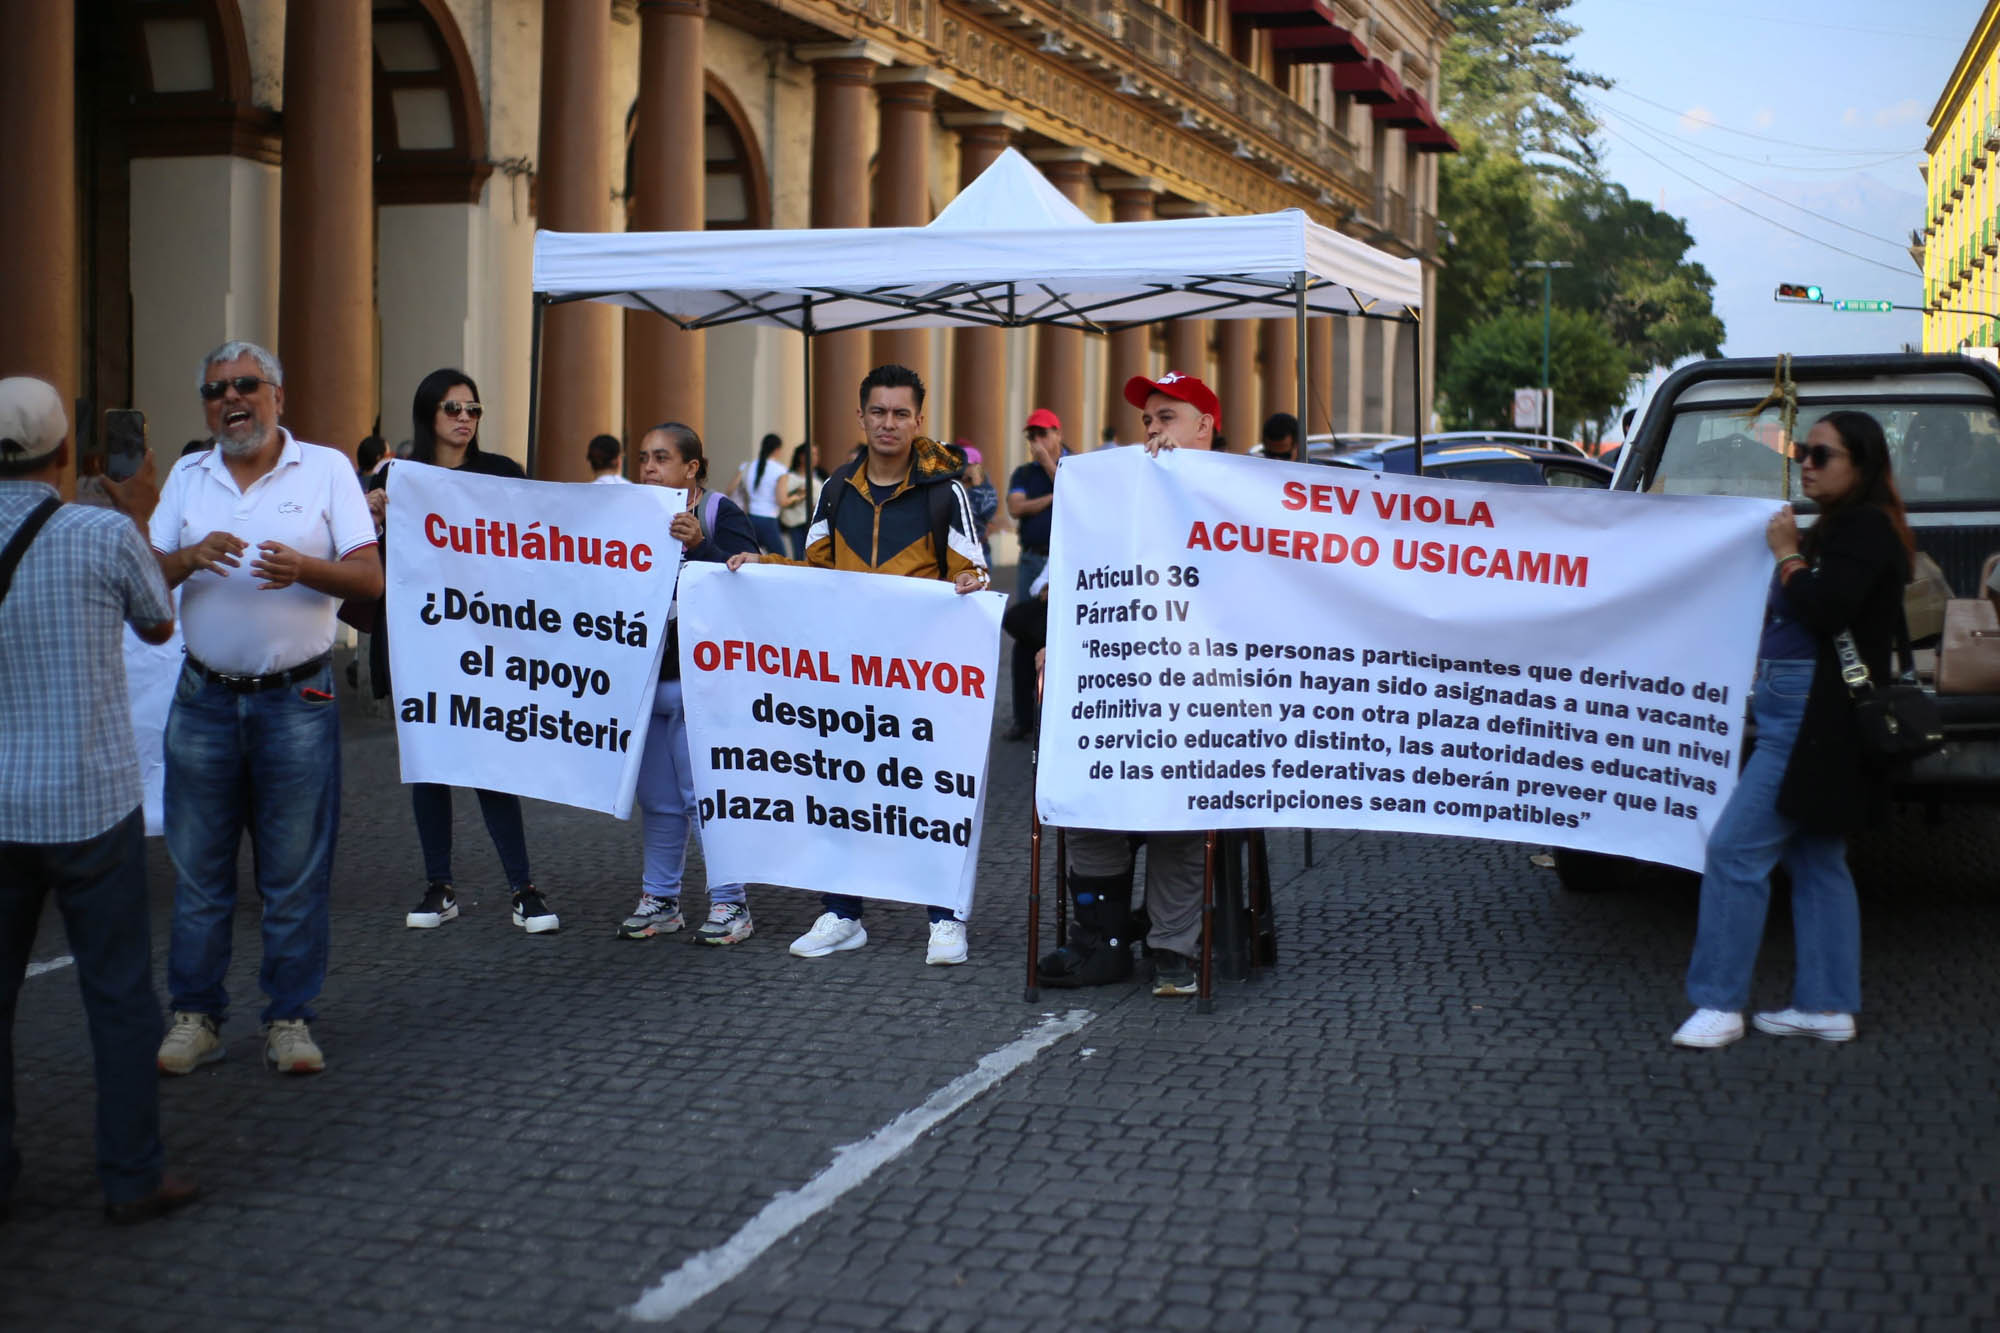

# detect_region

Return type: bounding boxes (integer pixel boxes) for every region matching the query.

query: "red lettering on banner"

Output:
[418,514,657,572]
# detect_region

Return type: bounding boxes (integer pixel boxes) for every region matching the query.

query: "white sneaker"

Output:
[926,919,969,966]
[790,912,867,958]
[1752,1008,1856,1042]
[1671,1008,1744,1049]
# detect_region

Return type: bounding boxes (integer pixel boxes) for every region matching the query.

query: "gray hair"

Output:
[199,340,284,388]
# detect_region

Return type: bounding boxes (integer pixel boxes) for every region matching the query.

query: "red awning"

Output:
[1266,17,1371,65]
[1229,0,1341,27]
[1406,126,1459,153]
[1372,85,1431,129]
[1332,57,1401,104]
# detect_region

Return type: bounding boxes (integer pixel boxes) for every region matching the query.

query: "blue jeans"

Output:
[750,515,786,556]
[164,660,340,1024]
[411,784,531,889]
[637,680,744,905]
[823,895,957,924]
[1686,659,1861,1014]
[0,810,166,1207]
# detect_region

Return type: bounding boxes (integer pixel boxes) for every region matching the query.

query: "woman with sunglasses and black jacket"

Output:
[1674,410,1915,1049]
[364,369,557,936]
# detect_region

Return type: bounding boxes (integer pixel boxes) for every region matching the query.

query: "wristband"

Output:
[1776,553,1807,574]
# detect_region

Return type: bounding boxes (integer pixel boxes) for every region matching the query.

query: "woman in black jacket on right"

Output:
[1675,410,1914,1049]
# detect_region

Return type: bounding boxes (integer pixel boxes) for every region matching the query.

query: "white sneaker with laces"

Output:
[789,912,866,958]
[926,919,969,966]
[1672,1008,1744,1049]
[1752,1008,1856,1042]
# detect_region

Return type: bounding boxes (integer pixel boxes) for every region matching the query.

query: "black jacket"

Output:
[662,489,758,680]
[1774,505,1911,832]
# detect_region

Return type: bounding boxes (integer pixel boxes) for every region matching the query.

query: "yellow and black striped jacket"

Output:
[768,437,989,585]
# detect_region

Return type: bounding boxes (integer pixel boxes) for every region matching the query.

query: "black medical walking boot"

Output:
[1039,872,1136,988]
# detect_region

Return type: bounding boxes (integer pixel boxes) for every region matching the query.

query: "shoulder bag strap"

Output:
[700,488,723,543]
[0,495,63,610]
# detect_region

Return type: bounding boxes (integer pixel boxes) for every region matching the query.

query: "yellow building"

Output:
[1924,0,2000,352]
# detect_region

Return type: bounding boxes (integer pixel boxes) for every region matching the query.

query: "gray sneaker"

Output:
[263,1018,324,1074]
[618,894,682,939]
[694,902,753,945]
[157,1011,223,1075]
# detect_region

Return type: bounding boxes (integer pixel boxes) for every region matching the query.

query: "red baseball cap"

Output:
[1124,371,1221,423]
[1024,408,1061,432]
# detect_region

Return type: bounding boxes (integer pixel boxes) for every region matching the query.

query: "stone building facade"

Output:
[4,0,1451,494]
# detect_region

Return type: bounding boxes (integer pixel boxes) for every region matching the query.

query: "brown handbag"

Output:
[1904,551,1951,642]
[1937,597,2000,695]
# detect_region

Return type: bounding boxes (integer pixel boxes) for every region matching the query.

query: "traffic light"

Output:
[1774,282,1824,303]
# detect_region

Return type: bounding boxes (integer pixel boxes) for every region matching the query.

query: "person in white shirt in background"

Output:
[148,341,382,1078]
[587,433,630,484]
[738,432,792,553]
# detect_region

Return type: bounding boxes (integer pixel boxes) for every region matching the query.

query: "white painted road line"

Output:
[629,1008,1097,1324]
[25,955,75,979]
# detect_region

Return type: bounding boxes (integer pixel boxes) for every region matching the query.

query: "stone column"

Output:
[1159,199,1216,420]
[800,43,890,472]
[0,6,74,481]
[1102,178,1159,445]
[1261,318,1299,438]
[1029,150,1094,451]
[1217,319,1259,452]
[278,1,373,458]
[946,113,1019,462]
[1307,316,1335,438]
[872,70,940,383]
[624,0,707,444]
[535,0,616,480]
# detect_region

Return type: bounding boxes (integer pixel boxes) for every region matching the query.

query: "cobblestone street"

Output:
[6,650,1999,1332]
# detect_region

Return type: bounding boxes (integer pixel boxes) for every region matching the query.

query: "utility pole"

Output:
[1522,261,1573,437]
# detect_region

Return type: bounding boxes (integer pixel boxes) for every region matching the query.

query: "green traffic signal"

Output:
[1774,283,1825,303]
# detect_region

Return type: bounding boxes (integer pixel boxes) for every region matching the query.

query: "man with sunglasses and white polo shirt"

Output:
[149,341,381,1077]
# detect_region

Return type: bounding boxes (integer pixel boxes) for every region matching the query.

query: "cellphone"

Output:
[104,409,147,481]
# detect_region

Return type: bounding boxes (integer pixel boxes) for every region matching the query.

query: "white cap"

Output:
[0,377,67,466]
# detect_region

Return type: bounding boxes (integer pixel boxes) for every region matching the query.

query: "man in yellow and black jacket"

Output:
[726,363,990,966]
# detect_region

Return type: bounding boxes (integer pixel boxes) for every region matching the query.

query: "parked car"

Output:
[1318,439,1613,488]
[1298,432,1400,463]
[1387,429,1592,459]
[1555,352,2000,891]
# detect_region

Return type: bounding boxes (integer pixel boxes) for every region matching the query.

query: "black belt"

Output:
[188,652,332,694]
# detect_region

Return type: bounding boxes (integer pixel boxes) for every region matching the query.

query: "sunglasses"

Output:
[439,401,484,420]
[1791,443,1848,468]
[199,376,274,400]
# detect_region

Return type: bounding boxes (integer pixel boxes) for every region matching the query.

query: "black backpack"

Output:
[824,458,958,579]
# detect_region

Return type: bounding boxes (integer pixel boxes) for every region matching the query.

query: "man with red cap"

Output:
[1002,408,1068,741]
[1038,370,1218,998]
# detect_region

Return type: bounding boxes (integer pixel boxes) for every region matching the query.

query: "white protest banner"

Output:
[1037,449,1779,872]
[384,462,682,817]
[677,562,1005,916]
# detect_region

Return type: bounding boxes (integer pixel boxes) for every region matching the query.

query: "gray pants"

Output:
[1064,830,1206,956]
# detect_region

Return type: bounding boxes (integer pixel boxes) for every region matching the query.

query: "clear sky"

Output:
[1562,0,1982,366]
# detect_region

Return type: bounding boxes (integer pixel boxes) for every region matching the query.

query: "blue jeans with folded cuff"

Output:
[411,784,531,890]
[0,809,166,1208]
[638,680,745,905]
[1685,658,1862,1015]
[164,660,340,1025]
[823,894,957,925]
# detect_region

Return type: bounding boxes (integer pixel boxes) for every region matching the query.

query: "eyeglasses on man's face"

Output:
[199,376,275,401]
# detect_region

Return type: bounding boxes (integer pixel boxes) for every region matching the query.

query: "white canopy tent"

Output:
[528,148,1425,471]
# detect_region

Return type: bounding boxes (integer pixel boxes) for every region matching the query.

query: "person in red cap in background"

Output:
[1002,408,1069,742]
[1038,370,1219,998]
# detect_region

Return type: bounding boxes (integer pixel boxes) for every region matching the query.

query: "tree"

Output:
[1437,308,1630,437]
[1435,132,1542,369]
[1439,0,1607,173]
[1542,177,1725,371]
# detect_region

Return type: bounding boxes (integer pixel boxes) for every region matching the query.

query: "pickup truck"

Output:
[1556,352,2000,891]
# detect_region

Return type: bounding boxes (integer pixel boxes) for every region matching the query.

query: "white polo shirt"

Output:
[150,431,377,674]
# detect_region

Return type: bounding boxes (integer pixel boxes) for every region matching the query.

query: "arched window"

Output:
[120,0,278,162]
[371,0,491,205]
[621,80,772,231]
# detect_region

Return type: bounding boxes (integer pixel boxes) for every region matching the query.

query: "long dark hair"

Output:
[753,431,783,487]
[1804,410,1915,565]
[411,368,480,464]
